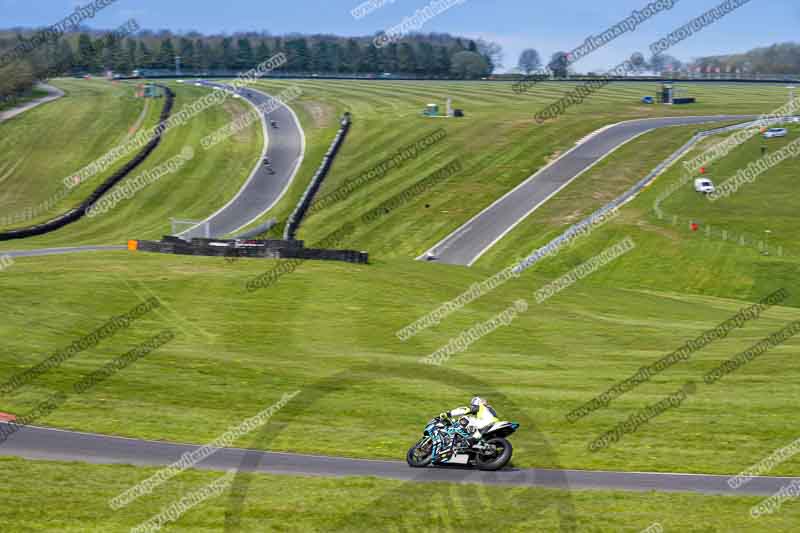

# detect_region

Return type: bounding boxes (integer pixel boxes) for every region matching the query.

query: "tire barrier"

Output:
[134,236,368,265]
[0,84,176,241]
[283,113,352,240]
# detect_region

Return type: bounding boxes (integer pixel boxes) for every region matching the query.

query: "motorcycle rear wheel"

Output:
[407,439,433,468]
[475,437,513,471]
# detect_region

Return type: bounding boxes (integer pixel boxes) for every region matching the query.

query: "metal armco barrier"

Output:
[0,84,176,241]
[284,113,352,240]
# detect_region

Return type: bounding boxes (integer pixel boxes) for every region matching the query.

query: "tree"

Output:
[689,42,800,75]
[0,59,35,100]
[382,42,398,73]
[548,51,570,78]
[236,38,254,69]
[137,41,153,69]
[125,39,137,69]
[417,42,436,76]
[328,42,342,73]
[476,39,502,73]
[178,38,195,71]
[193,39,208,71]
[0,29,507,81]
[397,43,416,73]
[518,48,541,74]
[359,43,379,73]
[311,40,333,72]
[629,52,646,73]
[92,37,106,70]
[285,38,310,72]
[56,40,76,74]
[649,53,683,74]
[100,34,128,72]
[256,40,271,63]
[449,39,465,59]
[157,38,176,69]
[434,45,450,77]
[340,39,360,73]
[220,37,235,70]
[450,51,489,79]
[76,33,95,71]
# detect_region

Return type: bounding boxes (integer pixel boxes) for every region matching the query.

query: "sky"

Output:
[1,0,798,72]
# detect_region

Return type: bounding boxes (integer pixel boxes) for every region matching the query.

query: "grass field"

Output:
[1,79,799,531]
[478,120,800,305]
[4,456,798,532]
[241,80,791,257]
[0,79,262,248]
[0,80,158,228]
[1,79,791,251]
[0,86,49,112]
[0,245,797,476]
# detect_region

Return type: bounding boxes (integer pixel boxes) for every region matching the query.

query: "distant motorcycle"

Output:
[406,413,519,471]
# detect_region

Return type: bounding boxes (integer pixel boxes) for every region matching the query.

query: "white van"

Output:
[763,128,788,139]
[694,178,715,194]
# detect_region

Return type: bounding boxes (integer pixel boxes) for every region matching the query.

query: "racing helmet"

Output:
[470,396,486,409]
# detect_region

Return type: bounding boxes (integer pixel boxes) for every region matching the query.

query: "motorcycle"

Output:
[406,414,519,471]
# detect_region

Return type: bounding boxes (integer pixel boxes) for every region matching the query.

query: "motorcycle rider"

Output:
[440,396,499,445]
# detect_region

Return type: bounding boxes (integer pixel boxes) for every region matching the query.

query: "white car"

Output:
[694,178,715,194]
[763,127,788,139]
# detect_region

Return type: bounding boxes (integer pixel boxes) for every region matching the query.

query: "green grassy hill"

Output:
[0,79,155,229]
[0,80,262,248]
[479,120,800,306]
[244,80,792,259]
[0,246,797,476]
[1,80,798,532]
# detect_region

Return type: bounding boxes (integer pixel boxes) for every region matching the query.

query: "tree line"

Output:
[516,48,682,77]
[694,42,800,75]
[516,42,800,78]
[0,28,502,100]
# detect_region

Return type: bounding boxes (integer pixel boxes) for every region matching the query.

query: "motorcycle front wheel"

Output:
[407,437,433,468]
[475,437,513,471]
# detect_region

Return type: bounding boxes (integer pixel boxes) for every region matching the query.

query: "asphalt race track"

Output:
[421,115,756,266]
[178,82,305,239]
[0,83,64,123]
[0,422,791,496]
[4,245,127,258]
[1,84,303,256]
